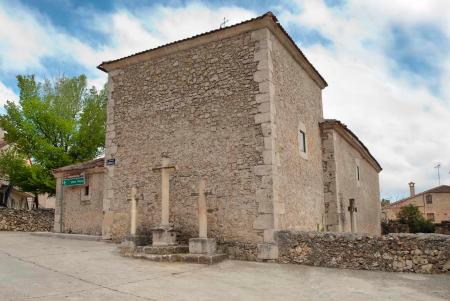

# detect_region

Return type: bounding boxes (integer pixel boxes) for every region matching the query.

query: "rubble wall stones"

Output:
[107,32,265,244]
[276,230,450,274]
[59,171,104,236]
[270,32,325,230]
[0,208,54,232]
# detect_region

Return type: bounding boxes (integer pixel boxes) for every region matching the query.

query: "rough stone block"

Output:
[258,201,273,214]
[254,112,271,124]
[143,245,189,255]
[263,150,272,164]
[254,70,270,83]
[257,243,279,260]
[255,93,270,104]
[122,234,151,247]
[152,228,177,246]
[189,238,217,255]
[253,165,272,176]
[253,213,274,230]
[258,102,270,113]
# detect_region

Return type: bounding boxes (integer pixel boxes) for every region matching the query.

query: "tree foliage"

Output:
[0,75,107,195]
[397,204,435,233]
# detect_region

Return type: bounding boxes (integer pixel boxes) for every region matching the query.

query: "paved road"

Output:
[0,232,449,301]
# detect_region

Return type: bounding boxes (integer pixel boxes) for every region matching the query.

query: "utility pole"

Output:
[434,163,441,186]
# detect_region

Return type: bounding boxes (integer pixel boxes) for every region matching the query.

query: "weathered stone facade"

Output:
[270,30,325,232]
[104,31,264,244]
[321,120,382,235]
[53,159,104,236]
[99,13,331,256]
[95,12,383,259]
[276,231,450,274]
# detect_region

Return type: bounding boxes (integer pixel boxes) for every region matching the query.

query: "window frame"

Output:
[298,120,308,160]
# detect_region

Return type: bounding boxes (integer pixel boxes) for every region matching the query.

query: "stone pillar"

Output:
[53,176,63,233]
[189,179,217,255]
[121,186,150,247]
[160,158,171,228]
[151,158,177,246]
[130,186,137,236]
[197,179,207,239]
[348,198,357,233]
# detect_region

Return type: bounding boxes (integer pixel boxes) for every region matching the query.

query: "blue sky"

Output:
[1,0,449,199]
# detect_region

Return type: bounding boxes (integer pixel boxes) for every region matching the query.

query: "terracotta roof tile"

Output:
[52,158,104,173]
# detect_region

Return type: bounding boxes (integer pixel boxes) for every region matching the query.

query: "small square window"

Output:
[426,194,432,204]
[299,130,306,153]
[426,213,434,221]
[84,186,90,196]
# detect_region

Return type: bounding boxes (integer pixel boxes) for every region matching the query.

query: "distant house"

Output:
[383,182,450,223]
[0,128,55,209]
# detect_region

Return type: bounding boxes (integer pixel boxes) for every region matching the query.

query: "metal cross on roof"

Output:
[220,17,229,28]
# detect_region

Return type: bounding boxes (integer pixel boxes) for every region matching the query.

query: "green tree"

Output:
[397,204,435,233]
[0,75,107,199]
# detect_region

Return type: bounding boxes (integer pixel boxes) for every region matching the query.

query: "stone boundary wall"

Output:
[0,208,54,232]
[276,231,450,274]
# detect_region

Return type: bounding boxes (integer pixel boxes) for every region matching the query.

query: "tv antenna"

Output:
[220,17,229,28]
[434,163,441,185]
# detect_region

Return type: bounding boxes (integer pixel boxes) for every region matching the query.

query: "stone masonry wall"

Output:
[61,171,104,235]
[277,231,450,274]
[270,31,325,231]
[321,129,340,231]
[333,131,381,235]
[0,208,54,232]
[105,31,267,244]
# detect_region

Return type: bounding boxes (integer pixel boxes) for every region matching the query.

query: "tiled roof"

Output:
[388,185,450,207]
[97,11,327,88]
[52,158,104,173]
[320,119,382,172]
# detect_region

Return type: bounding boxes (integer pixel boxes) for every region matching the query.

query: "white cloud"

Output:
[282,0,450,198]
[0,0,448,198]
[0,81,18,106]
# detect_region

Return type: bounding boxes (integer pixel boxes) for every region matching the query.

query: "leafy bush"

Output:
[397,204,435,233]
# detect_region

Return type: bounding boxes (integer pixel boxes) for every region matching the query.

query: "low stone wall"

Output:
[0,208,54,232]
[218,241,258,261]
[276,231,450,274]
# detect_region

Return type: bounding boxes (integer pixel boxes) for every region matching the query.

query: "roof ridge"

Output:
[96,11,327,88]
[97,11,273,71]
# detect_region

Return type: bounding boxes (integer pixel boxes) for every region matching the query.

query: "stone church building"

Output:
[54,12,382,258]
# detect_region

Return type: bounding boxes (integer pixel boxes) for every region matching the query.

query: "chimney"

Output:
[408,182,415,197]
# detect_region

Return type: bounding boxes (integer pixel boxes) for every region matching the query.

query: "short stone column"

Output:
[152,158,177,246]
[189,179,216,255]
[122,186,149,247]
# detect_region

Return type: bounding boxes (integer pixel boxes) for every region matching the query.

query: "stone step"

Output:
[139,245,189,255]
[128,252,228,264]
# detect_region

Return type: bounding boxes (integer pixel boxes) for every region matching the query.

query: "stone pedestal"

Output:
[257,242,278,260]
[152,228,177,246]
[122,234,150,247]
[189,238,217,255]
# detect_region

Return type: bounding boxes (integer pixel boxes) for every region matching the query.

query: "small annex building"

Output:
[53,158,104,235]
[53,12,382,258]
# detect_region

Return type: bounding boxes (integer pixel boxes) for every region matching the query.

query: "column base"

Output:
[122,234,150,247]
[189,238,217,255]
[152,228,177,246]
[257,242,278,260]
